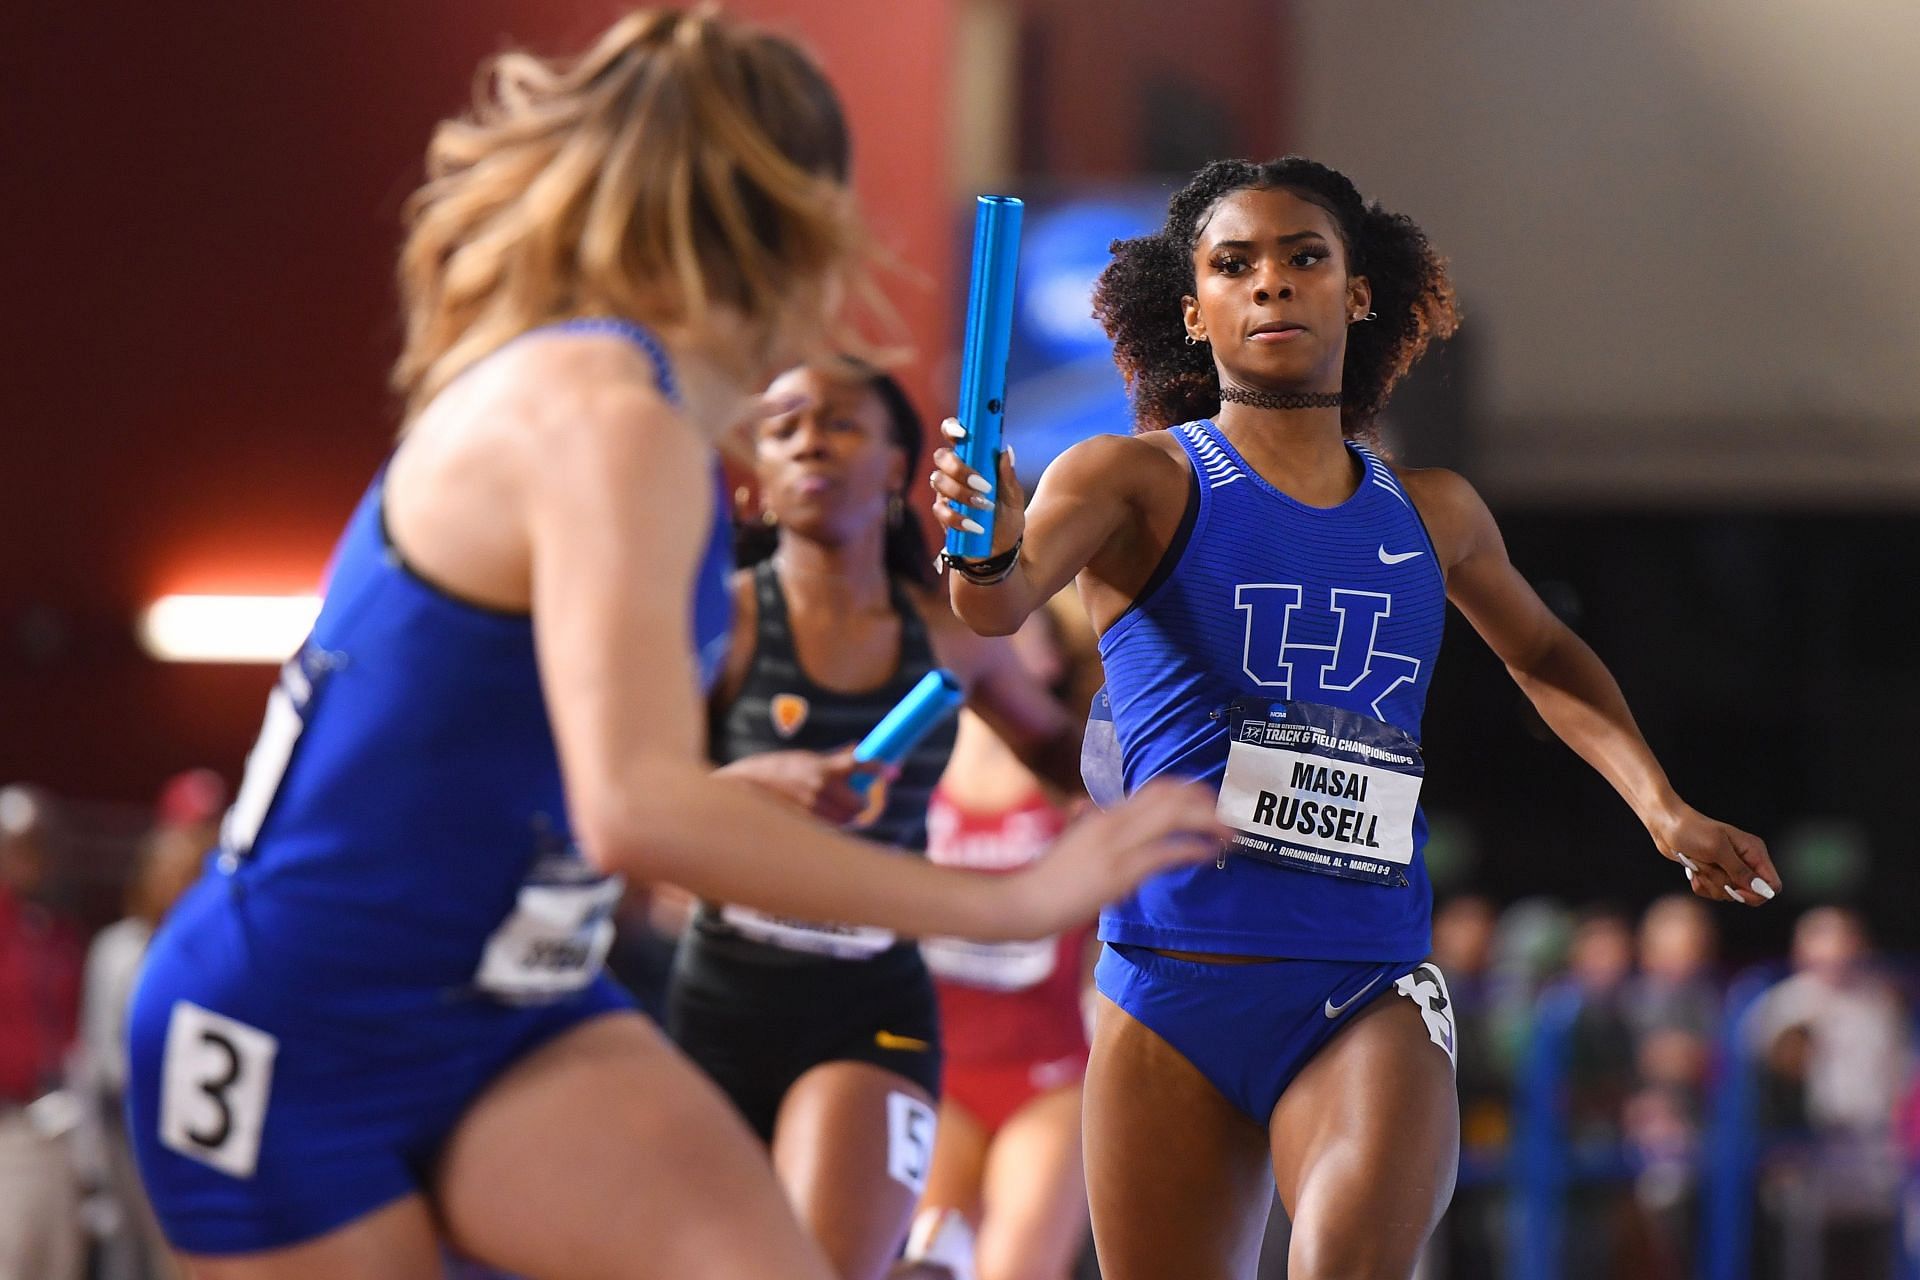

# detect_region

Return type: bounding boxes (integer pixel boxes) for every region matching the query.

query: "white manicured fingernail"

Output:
[969,496,992,510]
[1677,854,1698,872]
[942,418,966,440]
[967,473,993,495]
[929,471,940,486]
[960,518,985,535]
[1750,878,1775,901]
[1004,444,1017,470]
[1726,886,1747,904]
[1684,867,1694,882]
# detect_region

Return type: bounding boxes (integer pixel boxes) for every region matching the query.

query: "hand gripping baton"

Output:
[848,670,965,796]
[944,195,1025,562]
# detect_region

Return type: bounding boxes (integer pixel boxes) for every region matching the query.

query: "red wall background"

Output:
[1015,0,1288,177]
[2,2,958,803]
[3,0,1288,807]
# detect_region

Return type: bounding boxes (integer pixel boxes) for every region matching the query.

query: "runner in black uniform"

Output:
[670,362,1084,1280]
[677,557,957,1119]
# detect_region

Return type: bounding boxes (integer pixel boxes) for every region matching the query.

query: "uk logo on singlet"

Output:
[1234,584,1421,717]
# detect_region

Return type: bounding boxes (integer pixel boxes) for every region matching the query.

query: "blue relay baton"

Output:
[944,195,1025,562]
[848,669,965,795]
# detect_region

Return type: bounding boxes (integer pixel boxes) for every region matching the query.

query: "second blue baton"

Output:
[849,670,965,795]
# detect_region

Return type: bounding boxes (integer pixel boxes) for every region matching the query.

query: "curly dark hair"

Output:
[1092,157,1460,436]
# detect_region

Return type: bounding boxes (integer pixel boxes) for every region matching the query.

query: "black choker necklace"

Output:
[1218,386,1342,411]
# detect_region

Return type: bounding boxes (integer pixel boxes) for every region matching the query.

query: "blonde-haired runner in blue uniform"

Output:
[125,13,1223,1280]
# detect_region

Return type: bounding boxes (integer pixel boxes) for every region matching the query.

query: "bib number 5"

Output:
[159,1002,279,1179]
[886,1092,937,1195]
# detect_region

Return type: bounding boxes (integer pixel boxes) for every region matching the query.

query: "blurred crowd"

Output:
[3,774,1914,1280]
[2,774,221,1280]
[1429,893,1916,1280]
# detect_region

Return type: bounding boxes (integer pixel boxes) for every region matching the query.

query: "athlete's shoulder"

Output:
[490,332,679,440]
[405,332,690,500]
[1047,429,1190,500]
[727,566,760,614]
[713,567,762,705]
[1392,463,1479,510]
[1392,465,1496,573]
[1055,427,1189,468]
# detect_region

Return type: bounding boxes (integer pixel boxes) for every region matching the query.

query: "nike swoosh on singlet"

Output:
[874,1030,932,1053]
[1377,546,1425,565]
[1324,975,1383,1019]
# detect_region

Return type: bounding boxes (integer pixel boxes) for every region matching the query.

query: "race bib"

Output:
[159,1002,278,1179]
[718,906,896,960]
[475,855,623,1002]
[921,934,1059,991]
[1215,698,1423,887]
[887,1092,937,1194]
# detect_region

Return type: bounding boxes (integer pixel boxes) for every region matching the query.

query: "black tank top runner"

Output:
[691,559,961,963]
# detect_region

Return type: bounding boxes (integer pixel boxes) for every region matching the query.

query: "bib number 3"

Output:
[159,1002,279,1179]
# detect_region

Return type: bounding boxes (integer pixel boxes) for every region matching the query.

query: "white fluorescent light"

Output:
[139,594,322,664]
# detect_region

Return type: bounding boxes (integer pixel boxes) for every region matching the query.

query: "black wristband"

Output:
[941,537,1022,585]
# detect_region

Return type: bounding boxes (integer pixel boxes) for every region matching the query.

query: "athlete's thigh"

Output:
[1269,993,1457,1280]
[1083,997,1272,1280]
[975,1084,1087,1280]
[435,1011,835,1280]
[919,1098,989,1226]
[176,1196,441,1280]
[772,1060,938,1280]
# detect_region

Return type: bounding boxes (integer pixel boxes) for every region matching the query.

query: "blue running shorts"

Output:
[126,874,634,1255]
[1095,944,1455,1124]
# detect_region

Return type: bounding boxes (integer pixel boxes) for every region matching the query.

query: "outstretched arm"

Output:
[1405,468,1782,907]
[929,431,1151,636]
[526,376,1225,939]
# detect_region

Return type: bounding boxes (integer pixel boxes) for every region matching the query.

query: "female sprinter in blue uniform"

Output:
[928,157,1781,1280]
[123,14,1222,1280]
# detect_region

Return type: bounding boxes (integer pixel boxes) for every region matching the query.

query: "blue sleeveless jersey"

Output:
[1092,421,1445,961]
[211,319,732,992]
[124,319,735,1254]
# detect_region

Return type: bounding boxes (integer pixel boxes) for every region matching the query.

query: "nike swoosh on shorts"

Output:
[1324,974,1383,1019]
